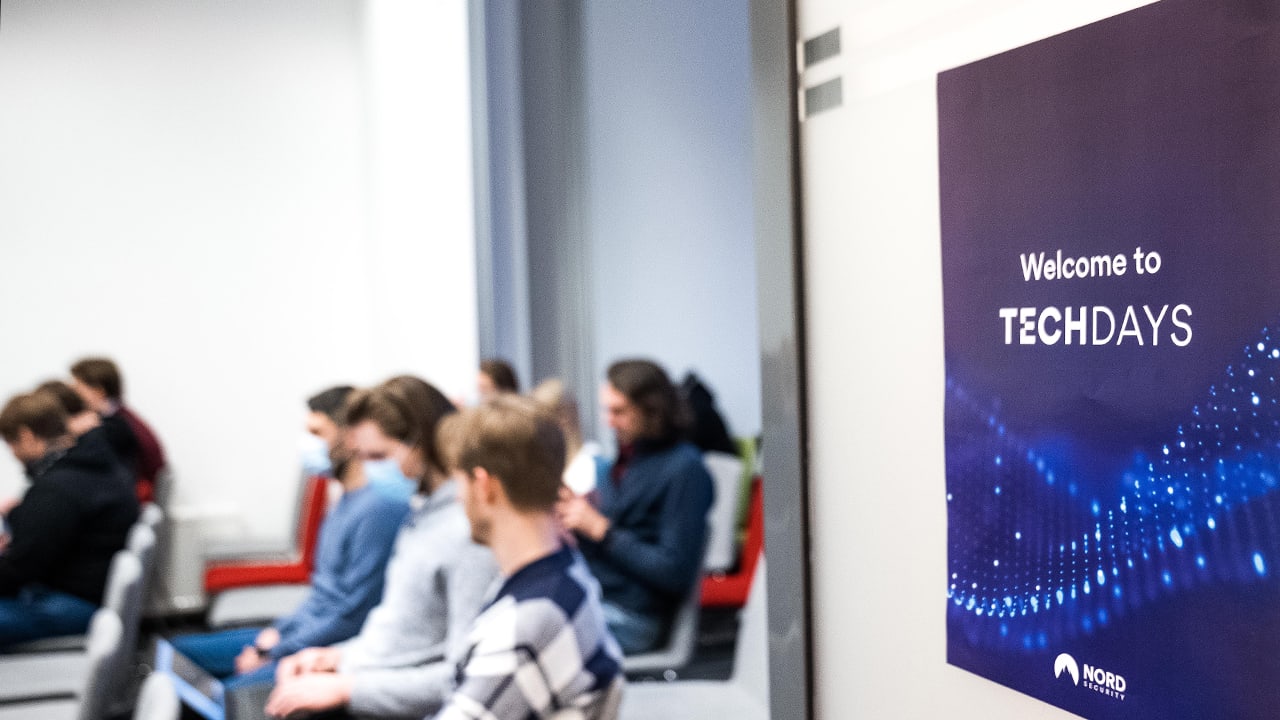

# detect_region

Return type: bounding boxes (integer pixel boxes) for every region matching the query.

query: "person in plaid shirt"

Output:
[435,395,624,720]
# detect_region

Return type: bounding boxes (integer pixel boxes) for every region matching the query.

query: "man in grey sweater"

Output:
[265,380,500,719]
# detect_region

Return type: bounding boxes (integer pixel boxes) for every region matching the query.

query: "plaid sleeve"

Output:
[436,596,550,719]
[437,595,607,720]
[434,549,624,720]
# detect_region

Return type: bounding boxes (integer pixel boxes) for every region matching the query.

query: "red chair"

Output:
[202,475,328,593]
[701,476,764,608]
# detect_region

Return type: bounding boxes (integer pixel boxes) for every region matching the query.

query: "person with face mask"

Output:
[266,376,500,720]
[299,385,356,478]
[170,385,408,691]
[0,391,138,647]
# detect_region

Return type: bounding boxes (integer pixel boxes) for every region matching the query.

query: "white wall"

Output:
[0,0,476,542]
[797,0,1155,717]
[362,1,477,395]
[581,0,762,441]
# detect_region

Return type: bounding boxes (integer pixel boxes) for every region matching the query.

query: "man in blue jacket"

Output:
[558,359,715,654]
[172,390,408,689]
[0,390,139,647]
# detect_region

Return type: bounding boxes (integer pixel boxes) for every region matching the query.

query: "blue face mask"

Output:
[299,433,333,478]
[364,458,416,502]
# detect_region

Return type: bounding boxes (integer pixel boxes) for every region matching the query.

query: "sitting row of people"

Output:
[186,376,499,718]
[266,360,709,718]
[0,357,166,647]
[206,369,644,719]
[1,356,714,719]
[0,388,141,645]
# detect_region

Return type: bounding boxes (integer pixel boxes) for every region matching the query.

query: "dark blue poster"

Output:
[940,0,1280,717]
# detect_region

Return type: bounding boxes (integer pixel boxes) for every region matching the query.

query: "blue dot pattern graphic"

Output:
[947,325,1280,651]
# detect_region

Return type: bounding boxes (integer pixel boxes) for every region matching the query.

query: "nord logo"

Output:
[1054,652,1128,701]
[1053,653,1079,685]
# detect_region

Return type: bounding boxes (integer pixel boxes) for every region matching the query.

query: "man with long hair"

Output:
[557,359,715,654]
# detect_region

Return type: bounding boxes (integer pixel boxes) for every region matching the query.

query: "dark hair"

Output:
[307,385,356,422]
[36,380,88,417]
[344,376,456,478]
[0,392,69,442]
[480,358,520,393]
[607,359,690,445]
[438,395,565,512]
[70,357,123,400]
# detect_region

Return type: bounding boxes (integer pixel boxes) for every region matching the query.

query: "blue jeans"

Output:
[0,585,97,649]
[170,626,278,689]
[602,601,664,654]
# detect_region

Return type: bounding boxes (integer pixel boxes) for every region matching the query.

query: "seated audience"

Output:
[434,394,623,720]
[477,358,519,403]
[0,391,139,647]
[266,376,499,720]
[70,357,167,502]
[557,359,715,653]
[172,386,408,690]
[530,378,606,495]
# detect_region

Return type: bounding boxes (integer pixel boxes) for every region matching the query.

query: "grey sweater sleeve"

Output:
[346,663,455,719]
[347,541,499,718]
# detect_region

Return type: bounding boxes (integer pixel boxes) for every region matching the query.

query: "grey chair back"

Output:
[127,524,158,614]
[100,552,144,715]
[102,550,142,621]
[139,503,164,533]
[132,673,180,720]
[702,451,746,573]
[617,557,769,720]
[144,470,177,618]
[622,575,704,675]
[150,468,175,517]
[75,608,125,720]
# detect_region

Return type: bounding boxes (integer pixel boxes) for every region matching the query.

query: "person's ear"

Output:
[472,466,500,505]
[15,427,39,449]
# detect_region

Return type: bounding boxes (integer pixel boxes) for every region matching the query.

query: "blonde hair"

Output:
[529,378,584,464]
[437,395,565,511]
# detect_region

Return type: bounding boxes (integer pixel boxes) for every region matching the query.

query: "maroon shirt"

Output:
[117,405,165,502]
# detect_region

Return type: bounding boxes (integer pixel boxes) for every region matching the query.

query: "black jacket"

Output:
[98,413,140,476]
[0,430,140,603]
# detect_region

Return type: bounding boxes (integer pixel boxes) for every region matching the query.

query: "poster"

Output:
[939,0,1280,717]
